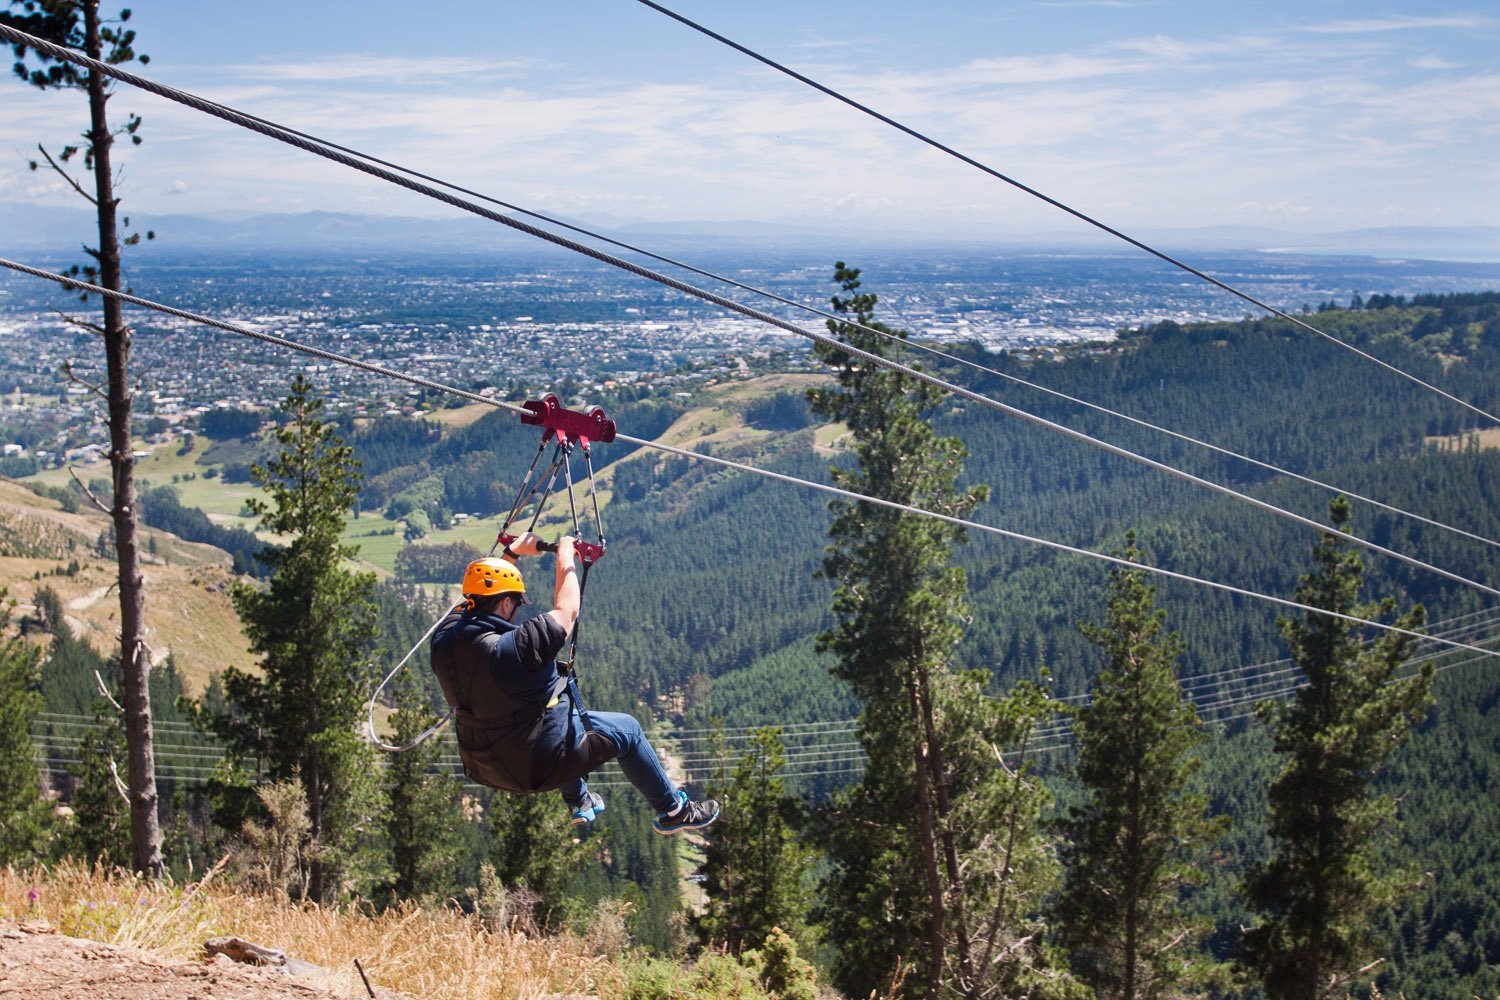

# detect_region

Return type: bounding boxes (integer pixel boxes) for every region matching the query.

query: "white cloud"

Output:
[942,53,1150,86]
[790,37,871,52]
[1294,15,1489,34]
[5,3,1491,234]
[1036,0,1160,7]
[1106,32,1272,62]
[222,54,530,84]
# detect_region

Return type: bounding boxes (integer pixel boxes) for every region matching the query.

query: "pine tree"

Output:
[379,672,467,907]
[2,0,162,875]
[0,596,52,865]
[700,727,815,953]
[213,374,384,902]
[485,789,577,928]
[810,262,1080,999]
[1238,497,1434,1000]
[64,713,131,865]
[1053,535,1226,999]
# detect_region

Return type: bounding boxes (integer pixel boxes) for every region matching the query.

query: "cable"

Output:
[62,53,1484,557]
[364,604,459,752]
[665,605,1500,736]
[668,719,860,737]
[679,606,1500,753]
[7,260,1497,604]
[34,626,1486,783]
[886,339,1500,552]
[0,32,1490,599]
[1,259,1492,662]
[0,19,1465,555]
[628,0,1500,428]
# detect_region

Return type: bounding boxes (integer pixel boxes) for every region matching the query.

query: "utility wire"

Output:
[672,606,1500,750]
[629,0,1500,428]
[36,624,1488,782]
[30,623,1500,771]
[1,257,1493,663]
[669,719,861,737]
[0,31,1490,599]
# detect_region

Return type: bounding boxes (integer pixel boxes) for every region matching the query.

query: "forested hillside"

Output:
[491,290,1498,993]
[11,288,1499,994]
[349,292,1500,739]
[521,294,1500,720]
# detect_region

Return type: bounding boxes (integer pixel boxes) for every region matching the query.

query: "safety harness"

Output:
[365,395,615,760]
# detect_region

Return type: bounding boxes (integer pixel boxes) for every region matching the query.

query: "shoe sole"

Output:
[652,815,719,836]
[571,801,606,826]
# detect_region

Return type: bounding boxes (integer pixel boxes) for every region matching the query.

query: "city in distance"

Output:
[3,238,1499,440]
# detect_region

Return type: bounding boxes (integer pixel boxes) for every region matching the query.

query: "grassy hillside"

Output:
[0,863,803,1000]
[5,294,1500,993]
[0,476,255,693]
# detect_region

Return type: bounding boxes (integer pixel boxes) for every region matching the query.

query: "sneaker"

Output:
[652,790,720,835]
[570,791,606,826]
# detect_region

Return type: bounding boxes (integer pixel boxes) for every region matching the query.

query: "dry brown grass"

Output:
[422,402,497,429]
[0,861,631,999]
[1426,426,1500,451]
[0,477,256,692]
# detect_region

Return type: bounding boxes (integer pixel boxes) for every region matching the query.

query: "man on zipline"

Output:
[430,530,719,835]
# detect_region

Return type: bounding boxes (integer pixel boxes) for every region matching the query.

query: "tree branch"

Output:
[1323,958,1384,1000]
[108,758,131,803]
[67,465,113,514]
[60,364,107,407]
[33,143,97,206]
[51,308,106,337]
[94,669,124,712]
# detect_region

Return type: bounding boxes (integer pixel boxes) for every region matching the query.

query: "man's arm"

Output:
[504,529,580,635]
[548,536,581,634]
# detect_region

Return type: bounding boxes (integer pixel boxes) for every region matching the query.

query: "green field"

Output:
[20,375,800,576]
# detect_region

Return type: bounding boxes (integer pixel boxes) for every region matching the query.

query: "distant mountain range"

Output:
[3,203,1498,263]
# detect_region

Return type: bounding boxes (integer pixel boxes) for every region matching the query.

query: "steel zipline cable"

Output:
[880,341,1500,552]
[2,258,1496,666]
[0,25,1494,599]
[0,26,1470,554]
[0,21,1464,554]
[629,0,1500,429]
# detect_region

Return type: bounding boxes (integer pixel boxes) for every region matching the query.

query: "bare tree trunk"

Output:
[909,669,946,1000]
[1123,762,1141,1000]
[307,702,325,902]
[917,664,976,993]
[84,0,160,878]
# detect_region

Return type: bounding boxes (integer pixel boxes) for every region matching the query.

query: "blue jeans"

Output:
[559,707,678,814]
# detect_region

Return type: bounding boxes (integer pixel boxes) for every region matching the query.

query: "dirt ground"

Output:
[0,919,349,999]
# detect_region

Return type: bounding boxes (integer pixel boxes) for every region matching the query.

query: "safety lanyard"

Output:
[366,394,614,753]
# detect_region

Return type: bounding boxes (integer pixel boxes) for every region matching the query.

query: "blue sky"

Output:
[2,1,1496,239]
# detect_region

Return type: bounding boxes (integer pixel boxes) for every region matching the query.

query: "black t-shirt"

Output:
[513,613,569,672]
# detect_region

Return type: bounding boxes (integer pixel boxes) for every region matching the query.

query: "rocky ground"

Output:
[0,919,352,999]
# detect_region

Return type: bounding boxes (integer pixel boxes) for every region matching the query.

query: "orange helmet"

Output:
[462,557,529,602]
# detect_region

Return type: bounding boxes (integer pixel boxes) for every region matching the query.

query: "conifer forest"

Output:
[4,276,1500,997]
